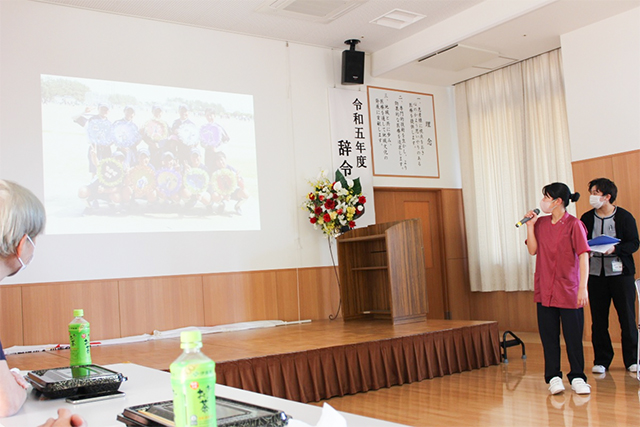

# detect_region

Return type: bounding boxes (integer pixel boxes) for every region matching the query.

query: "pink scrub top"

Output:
[532,212,590,309]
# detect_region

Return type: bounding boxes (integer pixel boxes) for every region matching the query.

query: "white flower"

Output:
[333,181,342,191]
[309,213,315,218]
[346,178,354,188]
[357,205,364,211]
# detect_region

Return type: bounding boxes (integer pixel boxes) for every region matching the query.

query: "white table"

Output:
[0,363,409,427]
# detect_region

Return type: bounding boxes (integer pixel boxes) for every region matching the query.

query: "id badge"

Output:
[612,258,623,272]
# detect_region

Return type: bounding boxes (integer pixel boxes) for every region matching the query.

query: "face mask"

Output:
[540,198,556,214]
[589,195,604,209]
[7,235,35,277]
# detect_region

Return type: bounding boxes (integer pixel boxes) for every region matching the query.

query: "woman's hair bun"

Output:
[570,192,580,203]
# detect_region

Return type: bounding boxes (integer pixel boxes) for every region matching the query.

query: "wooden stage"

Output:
[7,319,500,403]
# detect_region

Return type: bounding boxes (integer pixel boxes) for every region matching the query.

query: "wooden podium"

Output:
[336,219,428,324]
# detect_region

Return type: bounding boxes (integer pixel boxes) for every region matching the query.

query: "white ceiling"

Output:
[34,0,640,86]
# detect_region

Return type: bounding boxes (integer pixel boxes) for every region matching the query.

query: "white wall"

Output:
[0,1,460,284]
[561,7,640,161]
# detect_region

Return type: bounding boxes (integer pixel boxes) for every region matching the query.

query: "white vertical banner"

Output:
[328,88,376,227]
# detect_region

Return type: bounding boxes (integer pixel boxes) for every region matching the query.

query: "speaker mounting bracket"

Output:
[344,39,361,51]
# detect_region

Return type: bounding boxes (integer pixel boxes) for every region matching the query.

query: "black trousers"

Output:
[537,303,587,383]
[588,274,638,368]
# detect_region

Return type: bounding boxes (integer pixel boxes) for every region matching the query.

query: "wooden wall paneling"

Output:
[440,189,471,320]
[611,150,640,273]
[274,269,300,322]
[440,189,469,259]
[445,259,471,320]
[298,266,340,321]
[373,189,400,224]
[22,281,120,345]
[202,271,279,326]
[470,291,537,333]
[470,291,507,327]
[0,286,23,347]
[610,150,640,213]
[506,291,537,332]
[119,275,204,336]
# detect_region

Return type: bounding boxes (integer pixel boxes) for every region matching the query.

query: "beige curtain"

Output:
[456,49,573,292]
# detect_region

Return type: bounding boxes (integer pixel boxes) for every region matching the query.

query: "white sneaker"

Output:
[548,376,565,395]
[571,378,591,395]
[592,365,606,374]
[627,364,639,372]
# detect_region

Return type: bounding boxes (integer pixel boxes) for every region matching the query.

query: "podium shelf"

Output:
[337,219,427,325]
[352,266,388,271]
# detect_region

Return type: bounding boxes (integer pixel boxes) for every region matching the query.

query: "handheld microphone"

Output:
[515,208,540,228]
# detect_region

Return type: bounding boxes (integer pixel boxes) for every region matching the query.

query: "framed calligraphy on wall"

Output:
[367,86,439,178]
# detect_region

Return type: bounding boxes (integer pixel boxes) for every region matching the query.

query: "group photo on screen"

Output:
[41,75,260,234]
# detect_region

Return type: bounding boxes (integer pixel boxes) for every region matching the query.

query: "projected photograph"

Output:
[41,75,259,234]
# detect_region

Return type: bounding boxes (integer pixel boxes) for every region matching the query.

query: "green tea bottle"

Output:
[171,330,217,427]
[69,309,91,366]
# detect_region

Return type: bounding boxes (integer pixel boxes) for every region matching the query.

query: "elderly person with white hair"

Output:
[0,180,85,426]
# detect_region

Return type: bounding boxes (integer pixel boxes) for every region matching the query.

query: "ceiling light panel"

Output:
[256,0,367,23]
[370,8,426,29]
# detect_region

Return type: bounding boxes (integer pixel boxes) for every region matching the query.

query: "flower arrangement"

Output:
[303,169,367,238]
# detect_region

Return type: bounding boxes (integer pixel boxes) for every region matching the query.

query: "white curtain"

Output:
[456,49,573,292]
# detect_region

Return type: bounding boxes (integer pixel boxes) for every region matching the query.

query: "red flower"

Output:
[323,213,331,223]
[310,217,317,224]
[324,199,336,210]
[319,195,325,201]
[314,206,323,215]
[349,221,356,228]
[333,193,338,199]
[358,196,367,204]
[308,193,315,200]
[337,209,343,215]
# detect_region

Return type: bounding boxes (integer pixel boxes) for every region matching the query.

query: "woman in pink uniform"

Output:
[524,182,591,395]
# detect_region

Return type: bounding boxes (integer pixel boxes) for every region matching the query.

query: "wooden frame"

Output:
[366,86,440,178]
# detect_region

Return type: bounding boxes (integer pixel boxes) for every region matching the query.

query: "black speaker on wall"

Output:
[341,39,364,85]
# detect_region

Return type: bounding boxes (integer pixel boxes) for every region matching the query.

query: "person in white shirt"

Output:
[0,180,86,426]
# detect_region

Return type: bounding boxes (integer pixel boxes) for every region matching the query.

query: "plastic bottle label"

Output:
[69,323,91,366]
[171,361,217,427]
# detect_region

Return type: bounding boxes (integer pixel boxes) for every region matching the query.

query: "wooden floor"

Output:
[317,332,640,427]
[8,322,639,426]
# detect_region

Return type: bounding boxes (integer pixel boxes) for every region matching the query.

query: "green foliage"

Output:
[41,77,91,103]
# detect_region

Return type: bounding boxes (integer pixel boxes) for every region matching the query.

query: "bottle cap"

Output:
[73,309,84,317]
[180,330,202,343]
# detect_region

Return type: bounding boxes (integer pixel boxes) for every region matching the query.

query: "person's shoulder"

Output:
[615,206,635,218]
[565,213,581,224]
[536,214,551,227]
[567,214,588,234]
[579,209,595,221]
